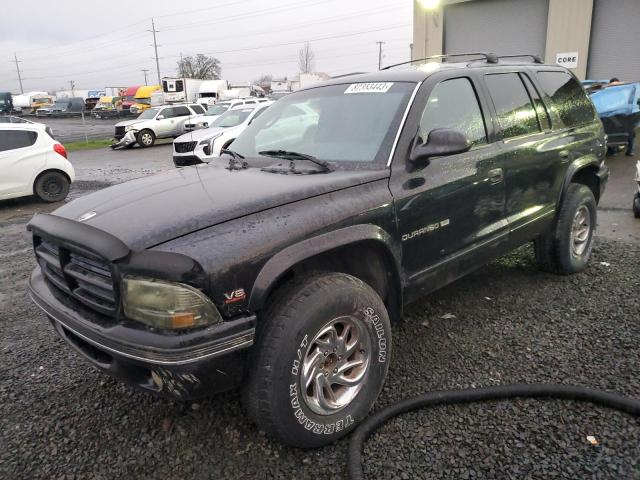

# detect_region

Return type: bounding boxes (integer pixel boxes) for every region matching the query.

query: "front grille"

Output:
[35,239,117,316]
[114,126,126,139]
[174,141,196,153]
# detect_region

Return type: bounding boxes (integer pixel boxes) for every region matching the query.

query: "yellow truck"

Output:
[130,85,161,114]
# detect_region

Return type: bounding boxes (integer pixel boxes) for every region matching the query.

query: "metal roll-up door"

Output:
[444,0,549,58]
[587,0,640,81]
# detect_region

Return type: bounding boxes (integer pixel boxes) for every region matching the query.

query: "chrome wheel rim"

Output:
[141,133,152,145]
[571,205,591,257]
[300,315,371,416]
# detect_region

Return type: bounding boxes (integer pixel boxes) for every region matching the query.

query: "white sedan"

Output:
[173,102,272,167]
[0,123,74,202]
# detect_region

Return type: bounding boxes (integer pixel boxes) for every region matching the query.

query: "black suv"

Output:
[27,54,608,448]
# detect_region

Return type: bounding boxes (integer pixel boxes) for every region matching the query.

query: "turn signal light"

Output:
[53,143,67,159]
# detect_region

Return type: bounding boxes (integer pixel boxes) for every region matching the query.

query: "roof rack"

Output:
[381,52,499,70]
[497,54,544,64]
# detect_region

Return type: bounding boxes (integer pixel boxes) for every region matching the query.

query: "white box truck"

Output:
[197,80,228,107]
[162,77,205,103]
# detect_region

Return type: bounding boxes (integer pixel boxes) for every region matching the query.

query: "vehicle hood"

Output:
[115,118,145,128]
[51,165,388,250]
[175,126,226,143]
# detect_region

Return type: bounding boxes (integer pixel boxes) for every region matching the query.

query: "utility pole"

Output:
[149,18,162,86]
[13,53,24,93]
[141,69,149,85]
[69,80,75,95]
[376,41,385,70]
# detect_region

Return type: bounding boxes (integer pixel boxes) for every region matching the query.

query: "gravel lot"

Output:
[1,148,638,479]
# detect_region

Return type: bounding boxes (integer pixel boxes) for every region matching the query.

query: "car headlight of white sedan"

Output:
[199,133,223,156]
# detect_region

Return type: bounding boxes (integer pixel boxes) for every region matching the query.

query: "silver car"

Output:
[112,104,206,149]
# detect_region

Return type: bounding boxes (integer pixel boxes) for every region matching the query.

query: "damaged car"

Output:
[111,103,206,149]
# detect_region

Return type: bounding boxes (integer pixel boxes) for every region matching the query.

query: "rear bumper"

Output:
[29,269,255,399]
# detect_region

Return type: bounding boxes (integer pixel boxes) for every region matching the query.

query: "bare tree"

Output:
[298,43,315,74]
[177,54,221,79]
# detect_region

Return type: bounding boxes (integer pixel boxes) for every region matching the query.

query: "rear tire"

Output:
[242,273,391,448]
[534,183,596,274]
[137,129,155,148]
[34,171,70,203]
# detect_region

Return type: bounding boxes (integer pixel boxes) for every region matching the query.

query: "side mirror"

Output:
[156,114,165,120]
[410,128,471,165]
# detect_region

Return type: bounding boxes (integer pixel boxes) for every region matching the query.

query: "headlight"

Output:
[124,125,138,132]
[198,132,222,146]
[122,277,222,330]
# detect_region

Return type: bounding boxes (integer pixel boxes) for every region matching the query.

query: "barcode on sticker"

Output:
[344,82,394,94]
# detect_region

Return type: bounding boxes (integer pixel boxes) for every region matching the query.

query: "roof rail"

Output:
[496,54,544,64]
[381,52,499,70]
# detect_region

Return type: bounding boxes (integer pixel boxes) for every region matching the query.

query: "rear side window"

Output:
[419,77,487,147]
[521,74,550,130]
[485,73,540,139]
[536,71,596,127]
[173,106,191,117]
[190,104,205,114]
[0,130,38,151]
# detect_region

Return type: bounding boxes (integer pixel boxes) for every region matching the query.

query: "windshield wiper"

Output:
[258,150,334,172]
[221,148,248,170]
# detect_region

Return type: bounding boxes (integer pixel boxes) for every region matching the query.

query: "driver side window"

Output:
[419,77,487,147]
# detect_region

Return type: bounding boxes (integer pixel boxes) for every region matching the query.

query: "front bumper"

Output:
[111,130,137,149]
[597,162,610,200]
[29,268,255,399]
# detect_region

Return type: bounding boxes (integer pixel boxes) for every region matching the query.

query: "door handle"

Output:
[559,150,570,162]
[488,168,503,184]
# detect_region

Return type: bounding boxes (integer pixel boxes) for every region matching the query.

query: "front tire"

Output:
[34,171,70,203]
[137,129,155,148]
[534,183,596,274]
[242,273,391,448]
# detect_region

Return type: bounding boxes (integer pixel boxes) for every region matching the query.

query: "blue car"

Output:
[586,81,640,149]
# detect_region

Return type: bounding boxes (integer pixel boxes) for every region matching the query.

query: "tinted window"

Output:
[419,77,487,147]
[190,104,205,114]
[486,73,540,139]
[0,130,38,151]
[537,71,596,127]
[244,100,256,104]
[160,107,175,118]
[173,106,191,117]
[521,74,550,130]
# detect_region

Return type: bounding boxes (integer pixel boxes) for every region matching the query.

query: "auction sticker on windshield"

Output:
[344,82,393,94]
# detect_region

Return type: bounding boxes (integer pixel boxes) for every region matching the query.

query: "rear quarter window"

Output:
[0,130,38,151]
[190,104,205,114]
[536,71,596,128]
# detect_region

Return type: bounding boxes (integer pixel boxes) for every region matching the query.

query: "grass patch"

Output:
[63,138,113,152]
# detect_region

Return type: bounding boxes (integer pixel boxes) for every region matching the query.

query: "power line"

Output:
[12,53,24,93]
[376,41,385,70]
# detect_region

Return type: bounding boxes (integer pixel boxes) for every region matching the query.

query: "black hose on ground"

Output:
[348,383,640,480]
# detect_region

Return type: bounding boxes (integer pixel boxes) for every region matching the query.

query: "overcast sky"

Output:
[1,0,413,93]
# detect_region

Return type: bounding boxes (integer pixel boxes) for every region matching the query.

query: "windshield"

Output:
[211,108,253,127]
[33,97,50,103]
[230,82,415,167]
[136,98,151,105]
[137,108,159,119]
[53,101,68,107]
[206,104,230,116]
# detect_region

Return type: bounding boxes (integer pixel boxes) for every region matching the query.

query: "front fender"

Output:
[248,224,401,312]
